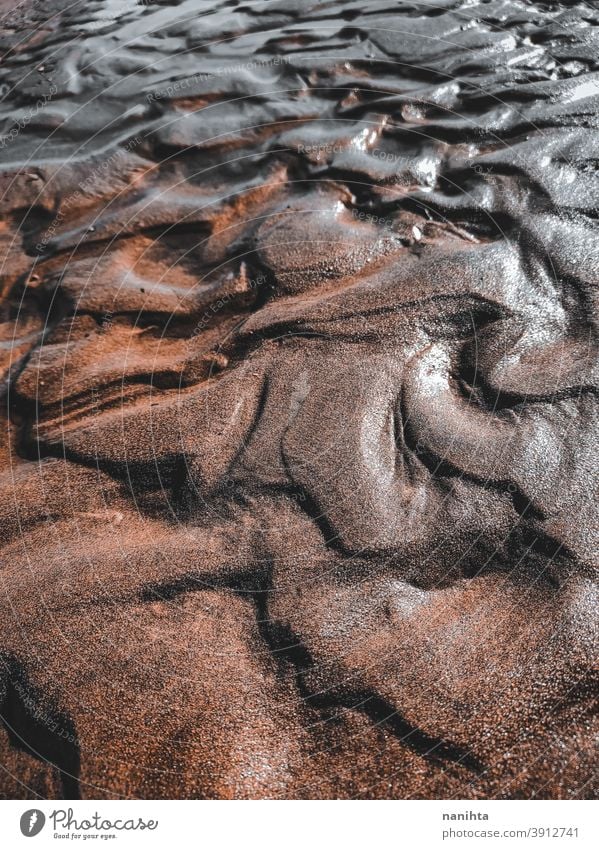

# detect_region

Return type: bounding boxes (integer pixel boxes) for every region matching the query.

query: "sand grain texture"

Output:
[0,0,597,799]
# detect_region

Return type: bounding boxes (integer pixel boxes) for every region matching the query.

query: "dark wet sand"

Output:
[0,0,597,799]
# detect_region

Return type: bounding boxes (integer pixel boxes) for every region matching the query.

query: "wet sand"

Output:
[0,0,597,799]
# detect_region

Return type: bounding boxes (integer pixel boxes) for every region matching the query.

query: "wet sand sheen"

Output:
[0,0,597,799]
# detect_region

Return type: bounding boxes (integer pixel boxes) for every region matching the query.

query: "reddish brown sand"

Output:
[0,0,597,799]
